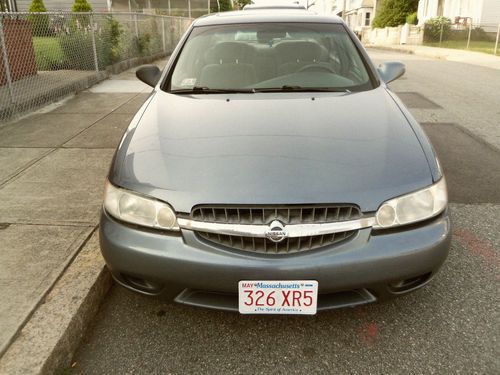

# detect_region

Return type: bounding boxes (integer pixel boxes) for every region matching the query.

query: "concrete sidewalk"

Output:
[366,44,500,70]
[0,62,162,373]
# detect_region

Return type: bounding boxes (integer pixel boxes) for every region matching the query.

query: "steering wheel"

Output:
[298,64,336,74]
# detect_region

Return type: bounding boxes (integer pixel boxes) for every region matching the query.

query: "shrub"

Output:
[28,0,50,37]
[234,0,251,9]
[406,12,418,25]
[470,27,492,41]
[72,0,92,12]
[424,17,452,42]
[220,0,233,11]
[59,31,96,70]
[373,0,419,28]
[101,16,123,64]
[135,34,152,56]
[59,17,123,70]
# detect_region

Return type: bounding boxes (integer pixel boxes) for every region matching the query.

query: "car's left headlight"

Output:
[374,178,447,229]
[103,181,179,231]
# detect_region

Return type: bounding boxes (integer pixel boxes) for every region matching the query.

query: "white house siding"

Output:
[334,0,374,32]
[305,0,336,15]
[17,0,109,12]
[418,0,500,25]
[479,0,500,26]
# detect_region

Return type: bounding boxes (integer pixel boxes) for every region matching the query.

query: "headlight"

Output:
[103,181,179,231]
[374,178,447,229]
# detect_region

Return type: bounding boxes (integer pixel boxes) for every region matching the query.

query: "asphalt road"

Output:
[71,50,500,374]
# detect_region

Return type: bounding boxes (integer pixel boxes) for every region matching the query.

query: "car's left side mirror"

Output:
[377,62,405,84]
[136,65,161,87]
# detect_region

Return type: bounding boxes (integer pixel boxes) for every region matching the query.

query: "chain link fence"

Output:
[423,18,500,56]
[0,11,192,123]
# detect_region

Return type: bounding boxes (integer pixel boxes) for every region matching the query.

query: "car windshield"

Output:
[168,23,374,93]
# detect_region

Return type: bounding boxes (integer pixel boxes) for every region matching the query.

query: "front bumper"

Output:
[99,209,451,311]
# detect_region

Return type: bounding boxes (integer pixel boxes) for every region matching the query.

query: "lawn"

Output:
[424,40,498,55]
[32,37,65,70]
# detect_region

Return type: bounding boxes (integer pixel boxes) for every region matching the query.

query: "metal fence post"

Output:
[134,13,139,38]
[161,17,166,53]
[466,23,472,49]
[439,22,443,46]
[188,0,192,18]
[0,16,15,106]
[495,23,500,56]
[89,14,99,74]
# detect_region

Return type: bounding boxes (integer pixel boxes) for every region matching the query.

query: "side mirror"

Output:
[136,65,161,87]
[377,62,405,84]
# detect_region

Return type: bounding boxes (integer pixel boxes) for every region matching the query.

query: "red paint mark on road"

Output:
[454,229,499,271]
[359,322,379,346]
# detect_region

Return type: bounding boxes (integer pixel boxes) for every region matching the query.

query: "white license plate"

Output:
[238,280,318,315]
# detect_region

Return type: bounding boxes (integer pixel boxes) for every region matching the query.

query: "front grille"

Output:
[197,230,357,254]
[191,204,361,254]
[191,205,361,225]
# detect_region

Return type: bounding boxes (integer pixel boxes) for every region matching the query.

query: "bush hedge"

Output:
[406,12,418,25]
[424,17,451,42]
[373,0,419,28]
[28,0,51,37]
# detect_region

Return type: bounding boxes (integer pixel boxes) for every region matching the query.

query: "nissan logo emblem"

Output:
[265,220,288,243]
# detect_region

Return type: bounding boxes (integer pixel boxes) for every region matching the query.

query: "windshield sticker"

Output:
[181,78,197,88]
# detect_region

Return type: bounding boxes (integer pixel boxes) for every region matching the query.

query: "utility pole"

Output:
[341,0,347,20]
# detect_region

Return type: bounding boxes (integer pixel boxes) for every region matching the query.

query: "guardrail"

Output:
[0,12,192,123]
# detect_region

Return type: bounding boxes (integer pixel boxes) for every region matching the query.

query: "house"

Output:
[417,0,500,26]
[331,0,379,33]
[15,0,208,15]
[16,0,109,11]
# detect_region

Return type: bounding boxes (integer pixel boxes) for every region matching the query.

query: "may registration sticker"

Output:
[238,280,318,315]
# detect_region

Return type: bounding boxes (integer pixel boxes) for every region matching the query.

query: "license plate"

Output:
[238,280,318,315]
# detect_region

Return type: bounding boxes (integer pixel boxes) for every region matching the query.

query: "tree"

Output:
[217,0,233,12]
[72,0,93,12]
[28,0,50,36]
[372,0,418,28]
[28,0,47,12]
[234,0,252,9]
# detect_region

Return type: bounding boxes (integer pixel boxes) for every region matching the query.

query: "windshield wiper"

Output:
[171,86,256,94]
[253,85,351,93]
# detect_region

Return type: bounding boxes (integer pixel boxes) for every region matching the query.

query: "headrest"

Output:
[274,41,323,63]
[205,42,256,64]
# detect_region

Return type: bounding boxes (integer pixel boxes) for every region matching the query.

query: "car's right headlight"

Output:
[103,181,179,231]
[374,178,447,229]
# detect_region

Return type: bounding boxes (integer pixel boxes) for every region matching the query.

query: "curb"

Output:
[365,45,416,56]
[0,231,112,375]
[365,45,500,70]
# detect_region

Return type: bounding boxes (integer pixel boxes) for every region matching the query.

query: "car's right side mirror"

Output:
[377,62,406,84]
[136,65,161,87]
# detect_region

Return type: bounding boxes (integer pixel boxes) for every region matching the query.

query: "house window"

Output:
[365,12,371,26]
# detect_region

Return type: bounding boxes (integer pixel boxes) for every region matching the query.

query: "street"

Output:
[71,49,500,374]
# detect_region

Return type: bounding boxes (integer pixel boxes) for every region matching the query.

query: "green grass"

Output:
[33,36,65,70]
[424,40,498,55]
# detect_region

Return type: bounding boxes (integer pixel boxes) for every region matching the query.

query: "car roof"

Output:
[243,4,307,10]
[193,9,344,27]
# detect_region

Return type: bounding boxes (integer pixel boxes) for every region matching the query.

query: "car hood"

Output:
[111,87,432,213]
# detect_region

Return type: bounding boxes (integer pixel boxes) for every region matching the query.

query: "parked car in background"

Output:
[100,8,451,315]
